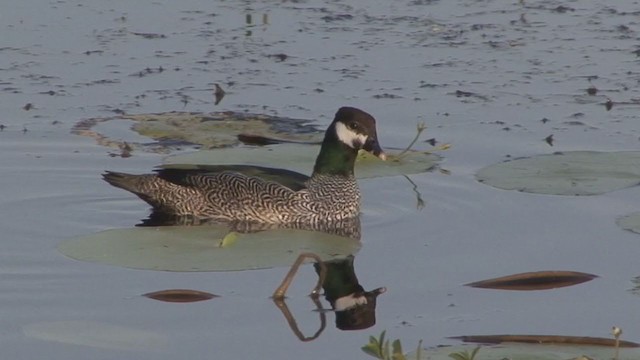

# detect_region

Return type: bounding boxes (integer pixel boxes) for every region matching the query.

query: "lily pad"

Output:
[71,111,322,153]
[476,151,640,196]
[58,225,360,272]
[617,212,640,234]
[23,320,166,351]
[164,143,441,179]
[406,342,640,360]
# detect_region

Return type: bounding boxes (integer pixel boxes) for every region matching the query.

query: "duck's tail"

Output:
[102,171,147,194]
[102,171,195,215]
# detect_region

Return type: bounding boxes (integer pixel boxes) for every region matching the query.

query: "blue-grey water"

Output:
[2,0,640,358]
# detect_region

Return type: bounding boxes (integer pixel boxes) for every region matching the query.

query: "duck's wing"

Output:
[156,164,310,191]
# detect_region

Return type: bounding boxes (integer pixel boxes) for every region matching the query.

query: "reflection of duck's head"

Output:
[103,107,385,225]
[315,255,386,331]
[334,287,386,331]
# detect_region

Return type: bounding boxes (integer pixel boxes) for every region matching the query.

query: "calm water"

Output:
[2,0,640,358]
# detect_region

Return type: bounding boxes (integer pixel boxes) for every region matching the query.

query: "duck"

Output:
[102,106,386,225]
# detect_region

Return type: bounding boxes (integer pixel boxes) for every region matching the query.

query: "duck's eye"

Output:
[347,122,359,130]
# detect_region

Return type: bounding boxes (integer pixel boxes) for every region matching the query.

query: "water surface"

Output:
[2,0,640,358]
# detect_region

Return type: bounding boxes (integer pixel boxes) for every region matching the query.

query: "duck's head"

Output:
[333,107,386,160]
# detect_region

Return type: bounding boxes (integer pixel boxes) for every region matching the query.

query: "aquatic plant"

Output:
[361,331,423,360]
[447,346,480,360]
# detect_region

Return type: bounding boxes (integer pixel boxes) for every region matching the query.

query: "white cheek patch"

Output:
[334,294,369,311]
[335,122,368,149]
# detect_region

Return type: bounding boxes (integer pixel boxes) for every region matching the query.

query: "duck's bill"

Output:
[363,139,386,161]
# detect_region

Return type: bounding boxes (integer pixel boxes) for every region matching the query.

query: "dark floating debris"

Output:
[268,53,288,62]
[465,270,597,291]
[23,103,33,111]
[213,83,225,105]
[551,5,575,13]
[372,93,402,99]
[237,133,321,146]
[143,289,218,303]
[606,98,614,111]
[450,334,639,348]
[130,32,167,39]
[453,90,490,101]
[602,98,640,112]
[544,134,554,146]
[237,134,286,146]
[131,67,165,78]
[455,90,474,97]
[109,142,132,158]
[424,138,438,146]
[564,121,585,126]
[321,14,353,22]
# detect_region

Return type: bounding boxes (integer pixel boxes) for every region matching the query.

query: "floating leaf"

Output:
[476,151,640,195]
[616,212,640,234]
[58,225,360,272]
[164,144,441,179]
[450,334,639,347]
[465,271,598,291]
[219,231,238,248]
[23,320,166,351]
[72,111,322,153]
[143,289,218,303]
[406,343,640,360]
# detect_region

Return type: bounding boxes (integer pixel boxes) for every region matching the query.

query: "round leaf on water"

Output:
[23,321,166,351]
[164,144,441,179]
[616,212,640,234]
[58,225,360,272]
[72,112,322,153]
[476,151,640,195]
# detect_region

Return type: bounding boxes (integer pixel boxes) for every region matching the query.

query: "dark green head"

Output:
[313,107,386,176]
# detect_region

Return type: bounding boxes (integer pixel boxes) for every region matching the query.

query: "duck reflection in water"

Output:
[140,211,386,339]
[314,255,386,331]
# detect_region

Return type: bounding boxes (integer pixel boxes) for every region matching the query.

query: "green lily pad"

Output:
[71,111,322,153]
[406,343,640,360]
[58,225,360,272]
[616,212,640,234]
[164,143,441,179]
[23,320,166,351]
[476,151,640,195]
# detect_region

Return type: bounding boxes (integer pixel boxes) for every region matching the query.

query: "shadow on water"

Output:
[139,212,387,341]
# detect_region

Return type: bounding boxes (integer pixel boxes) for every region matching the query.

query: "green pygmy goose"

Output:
[103,107,386,224]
